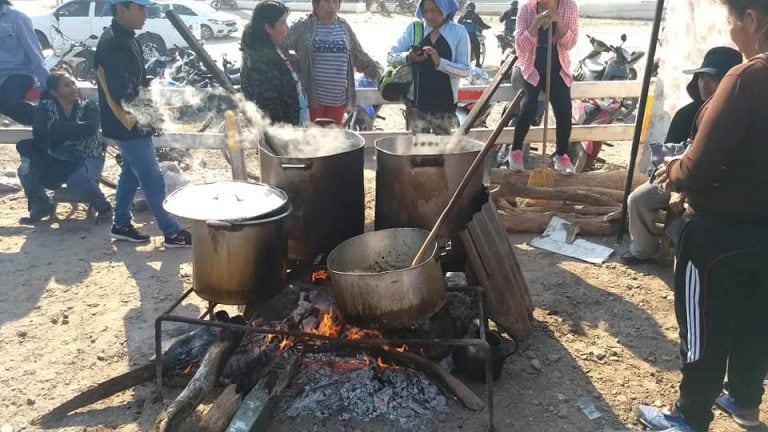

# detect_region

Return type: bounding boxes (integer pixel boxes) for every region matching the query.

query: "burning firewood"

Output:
[153,319,245,432]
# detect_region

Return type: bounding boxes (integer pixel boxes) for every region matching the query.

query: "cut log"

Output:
[226,354,300,432]
[30,326,219,426]
[554,186,625,202]
[497,211,620,235]
[200,384,242,432]
[492,182,619,206]
[490,168,647,191]
[154,326,244,432]
[494,200,620,216]
[375,348,485,412]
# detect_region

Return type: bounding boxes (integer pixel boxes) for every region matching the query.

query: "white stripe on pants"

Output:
[686,260,701,363]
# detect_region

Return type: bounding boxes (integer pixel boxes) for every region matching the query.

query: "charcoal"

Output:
[280,353,446,431]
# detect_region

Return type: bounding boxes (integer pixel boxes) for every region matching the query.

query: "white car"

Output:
[155,1,238,40]
[31,0,201,58]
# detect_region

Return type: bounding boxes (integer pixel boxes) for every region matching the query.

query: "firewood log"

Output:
[200,384,242,432]
[154,326,244,432]
[492,183,619,206]
[490,168,647,191]
[493,199,620,216]
[497,211,620,235]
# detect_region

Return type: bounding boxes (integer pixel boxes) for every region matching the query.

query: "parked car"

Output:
[155,1,238,40]
[31,0,201,58]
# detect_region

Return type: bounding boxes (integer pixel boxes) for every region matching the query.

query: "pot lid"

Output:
[163,181,288,222]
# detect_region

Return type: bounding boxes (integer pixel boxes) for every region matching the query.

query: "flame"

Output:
[183,363,195,374]
[311,270,330,283]
[314,309,342,338]
[395,345,407,353]
[278,338,293,351]
[376,357,389,369]
[345,327,383,340]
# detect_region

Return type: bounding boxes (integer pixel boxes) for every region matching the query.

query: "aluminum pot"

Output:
[164,182,291,305]
[374,135,488,268]
[327,228,446,328]
[260,129,365,261]
[190,206,291,305]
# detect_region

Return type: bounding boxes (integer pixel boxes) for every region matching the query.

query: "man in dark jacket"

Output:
[621,46,743,265]
[458,2,490,68]
[499,0,518,39]
[95,0,190,248]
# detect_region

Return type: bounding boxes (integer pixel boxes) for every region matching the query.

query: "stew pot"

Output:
[327,228,446,328]
[164,181,291,305]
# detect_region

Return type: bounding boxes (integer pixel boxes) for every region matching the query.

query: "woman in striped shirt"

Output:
[285,0,382,126]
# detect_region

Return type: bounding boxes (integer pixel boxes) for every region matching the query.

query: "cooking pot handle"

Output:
[411,156,444,168]
[205,219,234,229]
[281,162,313,170]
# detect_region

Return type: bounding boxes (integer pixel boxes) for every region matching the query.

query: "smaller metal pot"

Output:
[327,228,446,328]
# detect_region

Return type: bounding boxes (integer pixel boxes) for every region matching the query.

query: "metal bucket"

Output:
[260,129,365,261]
[374,134,488,268]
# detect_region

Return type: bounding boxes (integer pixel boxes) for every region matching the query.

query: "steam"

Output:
[123,81,362,159]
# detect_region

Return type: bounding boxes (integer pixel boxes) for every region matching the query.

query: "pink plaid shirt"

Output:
[514,0,579,87]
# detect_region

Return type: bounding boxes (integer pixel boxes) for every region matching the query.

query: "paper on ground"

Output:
[530,217,614,264]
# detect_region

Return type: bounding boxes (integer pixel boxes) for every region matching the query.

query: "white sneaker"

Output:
[508,150,524,171]
[553,154,575,175]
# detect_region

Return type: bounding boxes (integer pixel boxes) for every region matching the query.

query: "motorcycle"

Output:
[495,31,515,56]
[568,33,646,172]
[345,73,383,132]
[210,0,237,11]
[45,25,98,83]
[394,0,416,15]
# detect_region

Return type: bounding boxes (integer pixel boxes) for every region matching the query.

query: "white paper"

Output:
[531,217,614,264]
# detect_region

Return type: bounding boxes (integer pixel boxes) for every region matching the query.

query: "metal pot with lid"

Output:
[164,181,291,305]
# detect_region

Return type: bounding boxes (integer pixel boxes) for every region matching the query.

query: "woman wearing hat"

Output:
[388,0,470,134]
[621,46,743,266]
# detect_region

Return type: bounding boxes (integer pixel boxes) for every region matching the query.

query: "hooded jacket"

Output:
[388,0,470,104]
[663,77,705,144]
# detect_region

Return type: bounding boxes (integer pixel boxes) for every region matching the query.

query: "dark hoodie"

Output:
[663,77,704,144]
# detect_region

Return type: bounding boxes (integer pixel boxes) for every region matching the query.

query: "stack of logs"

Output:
[489,167,647,235]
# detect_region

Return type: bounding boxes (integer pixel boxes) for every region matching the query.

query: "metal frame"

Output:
[155,285,498,431]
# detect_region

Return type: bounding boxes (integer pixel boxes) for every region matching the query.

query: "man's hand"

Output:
[653,155,683,192]
[668,192,686,214]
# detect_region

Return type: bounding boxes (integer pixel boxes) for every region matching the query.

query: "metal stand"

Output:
[155,285,497,431]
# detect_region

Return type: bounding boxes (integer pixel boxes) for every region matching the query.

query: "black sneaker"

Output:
[164,229,192,248]
[111,224,150,243]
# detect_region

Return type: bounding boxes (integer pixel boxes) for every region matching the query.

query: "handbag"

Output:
[378,20,424,102]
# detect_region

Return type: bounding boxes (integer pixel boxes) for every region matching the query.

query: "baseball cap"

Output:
[109,0,154,6]
[683,46,743,79]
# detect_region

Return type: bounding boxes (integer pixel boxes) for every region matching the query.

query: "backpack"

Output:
[378,20,424,102]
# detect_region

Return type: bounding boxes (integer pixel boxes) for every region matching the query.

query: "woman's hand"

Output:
[407,48,429,63]
[668,192,687,214]
[422,46,441,66]
[654,156,682,192]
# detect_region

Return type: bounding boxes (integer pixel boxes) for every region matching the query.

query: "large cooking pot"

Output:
[327,228,446,329]
[260,129,365,261]
[164,181,291,305]
[374,135,488,269]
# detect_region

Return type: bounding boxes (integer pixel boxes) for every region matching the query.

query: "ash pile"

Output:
[281,352,447,431]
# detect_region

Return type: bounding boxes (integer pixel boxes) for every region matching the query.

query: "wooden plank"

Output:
[200,384,241,432]
[480,202,533,313]
[490,168,648,192]
[466,219,532,339]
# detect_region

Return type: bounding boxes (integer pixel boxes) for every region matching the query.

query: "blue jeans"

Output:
[66,158,111,212]
[114,137,180,236]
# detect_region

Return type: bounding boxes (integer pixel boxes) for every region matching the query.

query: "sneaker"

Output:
[715,391,761,428]
[634,404,691,431]
[111,224,150,243]
[553,154,575,175]
[20,205,54,224]
[164,229,192,248]
[620,250,655,265]
[508,150,524,171]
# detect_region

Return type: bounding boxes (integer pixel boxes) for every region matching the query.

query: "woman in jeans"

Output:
[241,1,308,126]
[285,0,381,126]
[17,71,111,223]
[389,0,470,134]
[508,0,578,175]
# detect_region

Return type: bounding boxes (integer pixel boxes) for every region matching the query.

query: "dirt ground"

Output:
[1,133,766,432]
[1,5,766,430]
